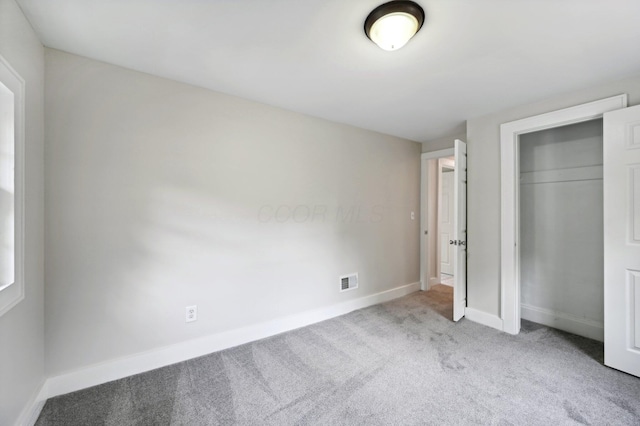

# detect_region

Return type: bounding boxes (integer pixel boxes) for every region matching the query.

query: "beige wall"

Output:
[421,131,467,153]
[0,0,45,424]
[44,49,422,375]
[466,73,640,317]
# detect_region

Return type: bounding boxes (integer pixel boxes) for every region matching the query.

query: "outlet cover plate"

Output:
[186,305,197,323]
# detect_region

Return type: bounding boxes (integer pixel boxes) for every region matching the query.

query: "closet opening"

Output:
[518,118,604,341]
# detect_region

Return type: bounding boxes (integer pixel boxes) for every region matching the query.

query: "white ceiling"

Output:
[15,0,640,142]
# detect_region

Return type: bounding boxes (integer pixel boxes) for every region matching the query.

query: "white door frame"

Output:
[420,148,455,291]
[499,94,628,334]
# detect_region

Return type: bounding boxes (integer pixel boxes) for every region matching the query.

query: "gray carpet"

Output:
[36,287,640,425]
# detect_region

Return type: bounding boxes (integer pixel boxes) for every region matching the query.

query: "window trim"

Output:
[0,53,25,317]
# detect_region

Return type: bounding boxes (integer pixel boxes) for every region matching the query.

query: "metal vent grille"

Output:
[341,277,349,291]
[340,273,358,292]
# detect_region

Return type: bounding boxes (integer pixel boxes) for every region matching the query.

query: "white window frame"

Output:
[0,54,25,317]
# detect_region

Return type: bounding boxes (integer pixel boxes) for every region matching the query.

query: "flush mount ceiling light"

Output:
[364,1,425,51]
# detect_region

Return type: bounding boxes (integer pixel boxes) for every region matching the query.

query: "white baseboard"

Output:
[429,277,440,288]
[464,307,504,331]
[14,380,46,426]
[521,303,604,342]
[43,282,421,401]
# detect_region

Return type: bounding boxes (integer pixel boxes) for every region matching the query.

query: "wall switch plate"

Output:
[186,305,197,322]
[411,211,415,220]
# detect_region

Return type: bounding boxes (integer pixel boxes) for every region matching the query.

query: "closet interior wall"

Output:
[519,119,604,340]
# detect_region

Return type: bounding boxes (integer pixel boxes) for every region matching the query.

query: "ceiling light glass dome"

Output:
[365,1,425,51]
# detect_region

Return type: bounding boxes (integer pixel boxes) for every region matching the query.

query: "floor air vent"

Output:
[340,273,358,292]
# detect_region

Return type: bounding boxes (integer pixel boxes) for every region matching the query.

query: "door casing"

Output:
[499,94,628,334]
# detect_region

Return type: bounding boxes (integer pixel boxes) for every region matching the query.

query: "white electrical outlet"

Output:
[411,211,415,220]
[185,305,197,323]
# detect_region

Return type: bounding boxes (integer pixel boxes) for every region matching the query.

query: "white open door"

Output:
[604,105,640,377]
[453,139,467,321]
